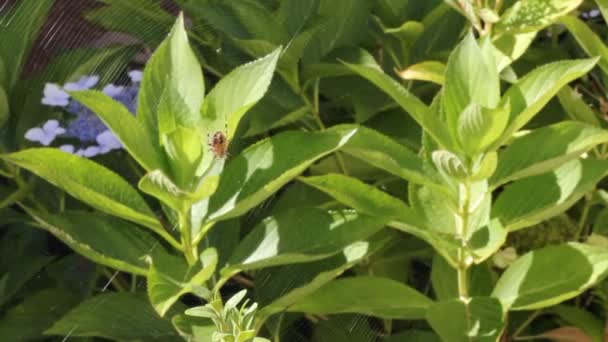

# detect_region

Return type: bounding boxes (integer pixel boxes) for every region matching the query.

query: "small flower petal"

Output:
[25,128,46,143]
[128,70,143,83]
[64,75,99,91]
[102,84,125,97]
[41,83,69,107]
[59,144,75,154]
[96,130,122,153]
[82,145,101,158]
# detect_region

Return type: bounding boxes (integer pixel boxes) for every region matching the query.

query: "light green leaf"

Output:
[331,124,443,188]
[496,0,583,34]
[0,86,8,128]
[491,122,608,188]
[70,90,166,172]
[345,62,452,148]
[457,104,509,154]
[596,0,608,22]
[138,13,204,141]
[497,58,598,146]
[148,248,218,316]
[45,293,180,341]
[288,276,431,319]
[443,34,500,141]
[2,148,162,233]
[560,15,608,76]
[25,209,168,276]
[493,32,537,71]
[426,297,504,342]
[493,158,608,231]
[396,61,445,85]
[191,128,358,235]
[299,174,415,220]
[201,48,281,141]
[557,86,601,126]
[223,208,386,276]
[431,150,468,180]
[492,243,608,310]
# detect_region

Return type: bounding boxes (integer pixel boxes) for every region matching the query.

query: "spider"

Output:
[208,127,229,159]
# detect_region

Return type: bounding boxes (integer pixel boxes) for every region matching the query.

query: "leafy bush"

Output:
[2,0,608,341]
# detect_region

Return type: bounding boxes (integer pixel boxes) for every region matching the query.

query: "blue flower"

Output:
[128,70,142,83]
[41,84,69,107]
[65,106,108,142]
[24,119,66,146]
[96,130,122,153]
[63,75,99,91]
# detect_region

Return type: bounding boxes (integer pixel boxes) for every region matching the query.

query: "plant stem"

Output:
[101,268,128,292]
[457,181,472,301]
[179,210,198,266]
[575,194,592,241]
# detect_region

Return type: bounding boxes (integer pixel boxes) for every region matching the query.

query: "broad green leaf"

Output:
[171,315,215,342]
[25,209,167,275]
[201,48,281,141]
[493,158,608,231]
[560,15,608,75]
[0,86,8,128]
[224,208,386,276]
[431,150,468,180]
[491,121,608,188]
[257,235,390,318]
[0,288,78,341]
[345,63,452,148]
[2,148,163,233]
[300,174,415,219]
[45,293,180,341]
[497,58,598,146]
[191,128,358,235]
[492,243,608,310]
[457,104,509,154]
[148,248,218,316]
[426,297,504,342]
[312,314,378,342]
[331,124,442,188]
[288,276,431,319]
[70,91,166,172]
[596,0,608,22]
[138,13,204,139]
[396,61,445,85]
[495,0,583,34]
[557,86,600,126]
[0,0,53,89]
[443,35,500,141]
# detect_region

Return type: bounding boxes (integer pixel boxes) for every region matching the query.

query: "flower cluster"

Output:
[26,71,142,158]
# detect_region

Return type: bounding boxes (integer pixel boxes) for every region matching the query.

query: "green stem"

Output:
[575,194,592,241]
[457,181,472,301]
[179,210,198,266]
[101,268,128,292]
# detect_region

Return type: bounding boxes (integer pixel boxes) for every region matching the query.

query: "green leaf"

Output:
[288,276,431,319]
[191,128,358,234]
[426,297,504,342]
[45,293,180,341]
[70,91,166,172]
[345,63,452,148]
[457,104,509,154]
[0,86,8,128]
[431,150,468,180]
[2,148,162,233]
[201,48,281,141]
[171,314,215,342]
[223,208,386,276]
[138,170,219,212]
[257,235,390,318]
[0,288,78,341]
[596,0,608,22]
[138,13,204,139]
[560,15,608,76]
[491,121,608,188]
[497,58,598,146]
[332,124,442,188]
[148,248,218,316]
[25,209,167,275]
[492,243,608,310]
[496,0,583,34]
[493,32,537,71]
[443,35,500,141]
[0,0,53,89]
[299,174,415,219]
[396,61,446,85]
[493,158,608,231]
[557,86,600,126]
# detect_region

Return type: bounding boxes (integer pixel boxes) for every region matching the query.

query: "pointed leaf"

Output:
[288,276,431,319]
[397,61,445,85]
[491,122,608,187]
[492,243,608,310]
[496,0,583,34]
[560,15,608,76]
[2,148,162,232]
[557,85,601,126]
